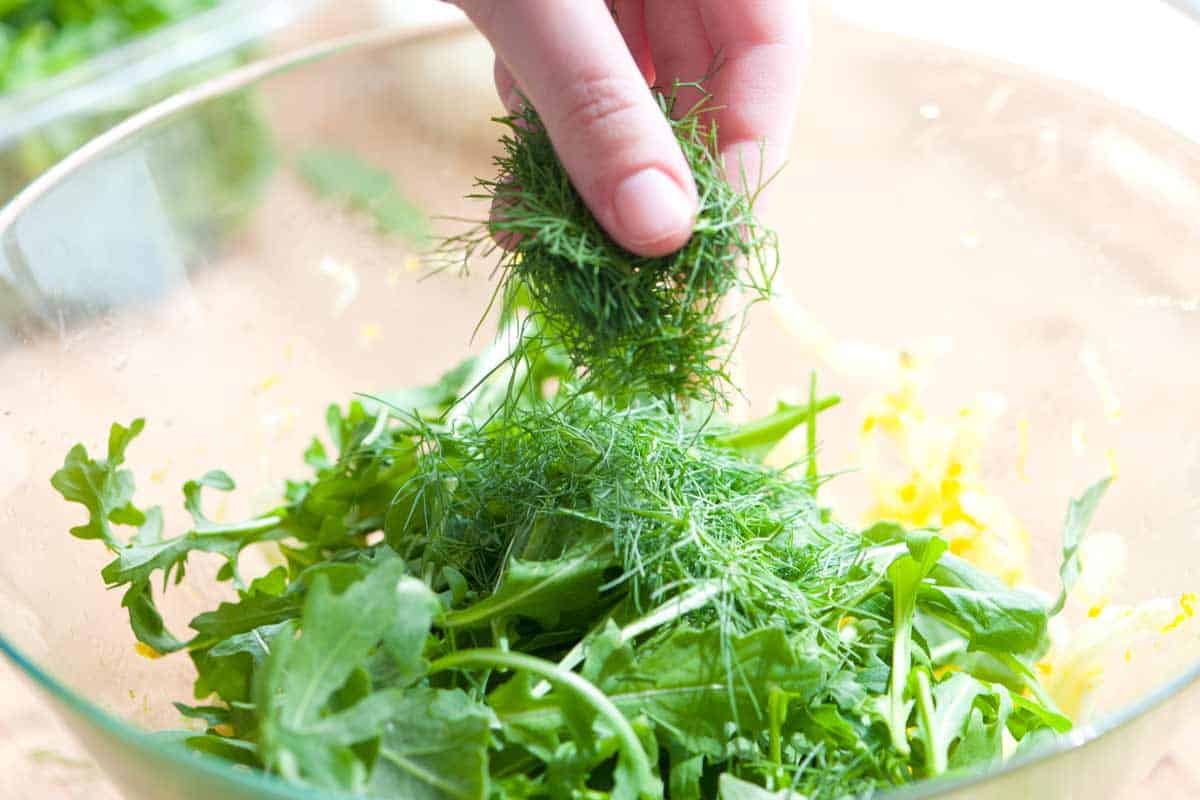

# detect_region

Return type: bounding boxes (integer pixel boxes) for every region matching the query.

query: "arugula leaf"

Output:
[255,559,428,790]
[381,576,439,687]
[99,509,281,588]
[370,688,493,800]
[182,734,261,768]
[121,580,186,654]
[668,742,705,800]
[50,419,145,547]
[441,524,616,630]
[621,626,827,756]
[918,584,1047,654]
[172,702,232,729]
[495,625,825,760]
[883,530,948,756]
[1050,477,1113,616]
[210,620,296,664]
[152,730,261,768]
[1009,692,1073,736]
[707,395,840,462]
[191,646,255,705]
[948,686,1012,771]
[262,561,405,730]
[190,593,305,644]
[914,670,984,776]
[433,648,660,800]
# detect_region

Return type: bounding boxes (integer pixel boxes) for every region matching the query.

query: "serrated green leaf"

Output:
[210,620,295,664]
[266,560,407,732]
[495,625,824,759]
[916,671,984,776]
[50,419,145,547]
[371,688,493,800]
[121,580,185,654]
[948,686,1012,771]
[255,559,439,791]
[381,576,439,686]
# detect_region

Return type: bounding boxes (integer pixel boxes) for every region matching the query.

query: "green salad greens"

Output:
[53,85,1109,799]
[1,0,219,94]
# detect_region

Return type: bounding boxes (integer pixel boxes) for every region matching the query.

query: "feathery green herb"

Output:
[443,84,778,403]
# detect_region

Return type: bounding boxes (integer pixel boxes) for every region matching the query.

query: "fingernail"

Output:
[612,168,696,251]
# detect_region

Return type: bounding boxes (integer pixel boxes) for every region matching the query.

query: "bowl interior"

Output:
[2,10,1199,800]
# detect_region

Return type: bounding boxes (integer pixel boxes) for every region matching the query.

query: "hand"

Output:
[448,0,807,257]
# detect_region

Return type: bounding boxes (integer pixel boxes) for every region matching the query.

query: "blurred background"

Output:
[1,1,1197,798]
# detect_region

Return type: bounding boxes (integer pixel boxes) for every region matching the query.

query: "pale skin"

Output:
[447,0,807,257]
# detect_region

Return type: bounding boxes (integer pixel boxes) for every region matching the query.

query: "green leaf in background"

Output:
[296,147,430,246]
[1050,477,1113,616]
[0,0,221,94]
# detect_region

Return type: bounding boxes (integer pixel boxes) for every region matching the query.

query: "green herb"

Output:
[442,84,778,403]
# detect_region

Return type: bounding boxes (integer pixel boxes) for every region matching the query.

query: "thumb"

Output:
[454,0,698,257]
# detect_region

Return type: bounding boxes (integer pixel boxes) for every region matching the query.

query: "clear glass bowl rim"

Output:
[0,0,323,148]
[2,18,1199,800]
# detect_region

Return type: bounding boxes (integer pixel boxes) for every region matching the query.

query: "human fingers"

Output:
[454,0,698,256]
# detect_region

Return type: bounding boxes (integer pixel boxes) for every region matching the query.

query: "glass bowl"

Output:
[0,0,322,204]
[2,6,1199,799]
